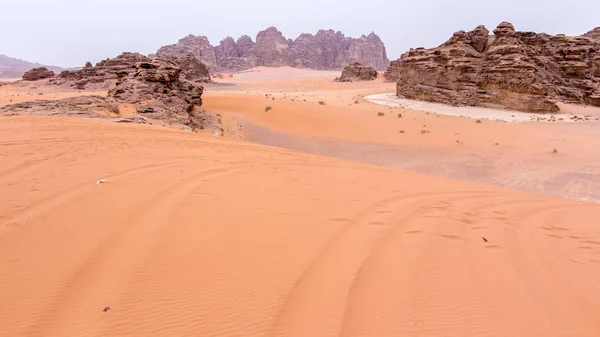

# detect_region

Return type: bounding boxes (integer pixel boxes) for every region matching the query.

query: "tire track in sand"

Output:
[270,190,497,337]
[22,164,253,335]
[0,162,191,236]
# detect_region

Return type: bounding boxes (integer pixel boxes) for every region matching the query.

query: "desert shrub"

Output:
[318,101,326,105]
[377,112,385,117]
[265,106,272,112]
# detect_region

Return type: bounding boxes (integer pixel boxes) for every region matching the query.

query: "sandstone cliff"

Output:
[155,27,390,71]
[385,22,600,112]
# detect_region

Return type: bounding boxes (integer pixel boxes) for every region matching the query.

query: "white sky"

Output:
[1,0,599,67]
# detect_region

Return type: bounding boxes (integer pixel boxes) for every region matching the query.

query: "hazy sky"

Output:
[1,0,599,67]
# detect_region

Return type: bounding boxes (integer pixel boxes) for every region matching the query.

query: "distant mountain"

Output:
[155,27,390,71]
[0,55,63,79]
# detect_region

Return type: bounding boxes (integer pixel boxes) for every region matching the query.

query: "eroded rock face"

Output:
[385,22,600,112]
[335,62,378,82]
[22,67,55,81]
[154,27,390,71]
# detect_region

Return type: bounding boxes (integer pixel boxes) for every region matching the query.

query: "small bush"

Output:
[398,113,402,118]
[318,101,326,105]
[265,106,272,112]
[476,119,483,124]
[553,148,558,154]
[354,100,359,104]
[399,130,405,134]
[421,129,430,134]
[377,112,385,117]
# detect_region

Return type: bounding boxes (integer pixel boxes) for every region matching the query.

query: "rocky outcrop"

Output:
[52,52,212,88]
[155,27,390,71]
[385,22,600,113]
[583,27,600,40]
[6,53,217,131]
[22,67,55,81]
[335,63,378,82]
[52,52,150,89]
[108,57,207,128]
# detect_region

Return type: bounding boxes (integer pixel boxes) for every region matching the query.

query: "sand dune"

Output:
[1,116,600,336]
[2,68,600,336]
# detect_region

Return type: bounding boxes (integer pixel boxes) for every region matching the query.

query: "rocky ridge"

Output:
[156,27,389,71]
[385,22,600,113]
[335,62,378,82]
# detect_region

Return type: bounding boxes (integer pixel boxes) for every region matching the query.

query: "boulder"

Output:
[335,63,378,82]
[22,67,55,81]
[385,22,600,113]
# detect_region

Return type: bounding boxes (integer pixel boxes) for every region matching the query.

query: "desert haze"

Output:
[2,6,600,337]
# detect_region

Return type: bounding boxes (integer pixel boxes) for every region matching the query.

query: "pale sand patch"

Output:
[365,93,598,122]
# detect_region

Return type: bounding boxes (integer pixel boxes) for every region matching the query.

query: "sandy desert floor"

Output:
[1,68,600,336]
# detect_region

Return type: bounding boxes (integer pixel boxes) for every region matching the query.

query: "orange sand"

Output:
[1,69,600,336]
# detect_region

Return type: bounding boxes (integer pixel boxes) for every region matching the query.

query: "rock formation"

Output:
[52,52,150,89]
[155,27,390,71]
[108,57,207,128]
[335,62,378,82]
[5,53,217,131]
[52,52,212,88]
[385,22,600,113]
[22,67,55,81]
